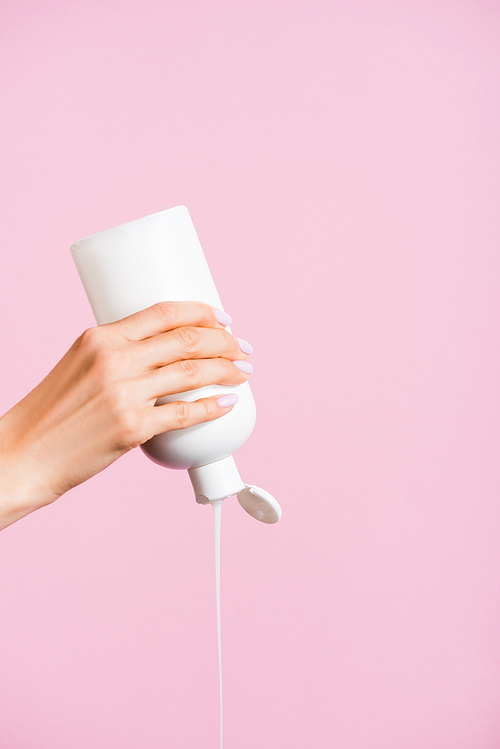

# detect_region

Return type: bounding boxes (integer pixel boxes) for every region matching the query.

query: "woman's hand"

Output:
[0,301,252,530]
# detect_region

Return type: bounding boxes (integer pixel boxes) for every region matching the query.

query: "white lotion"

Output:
[213,499,224,749]
[70,206,282,522]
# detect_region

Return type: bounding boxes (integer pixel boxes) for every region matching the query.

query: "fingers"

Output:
[133,325,246,370]
[108,301,230,342]
[142,356,252,399]
[146,393,240,435]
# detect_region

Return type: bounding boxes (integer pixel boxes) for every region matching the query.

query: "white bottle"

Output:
[70,206,281,523]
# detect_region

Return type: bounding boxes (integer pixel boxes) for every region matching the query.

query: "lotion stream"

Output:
[213,499,223,749]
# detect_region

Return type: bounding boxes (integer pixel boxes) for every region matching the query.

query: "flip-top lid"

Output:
[189,457,282,523]
[237,484,282,524]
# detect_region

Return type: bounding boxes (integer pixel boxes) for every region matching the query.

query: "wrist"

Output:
[0,413,58,530]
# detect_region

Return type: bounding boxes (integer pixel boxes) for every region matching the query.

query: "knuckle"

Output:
[173,400,190,427]
[93,348,123,385]
[119,410,139,440]
[178,359,201,386]
[153,301,178,327]
[175,325,200,353]
[202,398,218,419]
[107,384,142,447]
[78,326,107,358]
[77,326,126,385]
[118,410,143,449]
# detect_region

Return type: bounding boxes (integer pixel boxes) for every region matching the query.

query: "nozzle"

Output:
[189,456,245,504]
[188,456,282,524]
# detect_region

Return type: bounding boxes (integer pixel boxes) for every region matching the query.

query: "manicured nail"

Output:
[237,337,253,355]
[233,360,253,374]
[215,310,232,326]
[217,393,239,408]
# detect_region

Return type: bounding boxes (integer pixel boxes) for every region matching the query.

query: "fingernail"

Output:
[233,360,253,374]
[237,337,253,355]
[215,310,232,326]
[217,393,239,408]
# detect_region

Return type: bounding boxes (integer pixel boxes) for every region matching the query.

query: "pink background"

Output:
[1,1,499,747]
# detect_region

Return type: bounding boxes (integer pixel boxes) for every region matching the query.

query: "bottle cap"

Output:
[188,456,282,524]
[237,485,282,524]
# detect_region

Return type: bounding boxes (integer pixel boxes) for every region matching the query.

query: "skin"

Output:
[0,300,251,531]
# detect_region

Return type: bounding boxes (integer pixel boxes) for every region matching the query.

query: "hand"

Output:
[0,301,252,530]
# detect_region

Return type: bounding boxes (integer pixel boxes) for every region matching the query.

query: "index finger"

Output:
[108,301,232,341]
